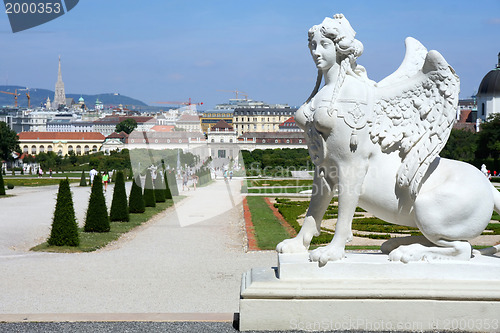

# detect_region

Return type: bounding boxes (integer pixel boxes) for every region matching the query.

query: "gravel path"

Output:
[0,178,276,315]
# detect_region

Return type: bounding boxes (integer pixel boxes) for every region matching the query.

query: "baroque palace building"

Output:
[18,132,105,156]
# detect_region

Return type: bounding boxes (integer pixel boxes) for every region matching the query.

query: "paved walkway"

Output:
[0,178,276,317]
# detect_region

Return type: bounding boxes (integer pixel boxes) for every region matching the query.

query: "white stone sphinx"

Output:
[276,13,500,265]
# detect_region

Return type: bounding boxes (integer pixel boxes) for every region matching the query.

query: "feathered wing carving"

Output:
[369,38,460,196]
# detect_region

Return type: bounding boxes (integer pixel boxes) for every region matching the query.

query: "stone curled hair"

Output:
[305,14,364,103]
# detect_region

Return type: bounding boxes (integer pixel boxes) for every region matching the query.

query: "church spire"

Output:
[53,56,66,108]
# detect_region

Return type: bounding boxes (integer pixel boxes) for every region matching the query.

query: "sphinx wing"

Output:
[370,49,460,196]
[378,37,428,87]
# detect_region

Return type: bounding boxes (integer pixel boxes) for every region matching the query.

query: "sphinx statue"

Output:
[276,13,500,265]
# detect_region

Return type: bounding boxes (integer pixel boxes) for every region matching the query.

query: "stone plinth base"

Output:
[239,253,500,332]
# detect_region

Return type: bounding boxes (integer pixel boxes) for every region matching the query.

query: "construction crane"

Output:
[18,88,31,108]
[0,89,19,107]
[217,89,248,100]
[152,98,203,107]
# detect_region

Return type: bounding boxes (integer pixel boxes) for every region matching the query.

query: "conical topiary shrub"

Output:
[129,175,145,213]
[143,171,156,207]
[167,171,179,196]
[164,171,172,200]
[110,171,129,221]
[154,173,166,203]
[79,170,87,186]
[84,175,110,232]
[47,178,79,246]
[0,163,5,196]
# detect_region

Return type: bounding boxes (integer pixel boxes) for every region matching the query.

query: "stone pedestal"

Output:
[239,253,500,332]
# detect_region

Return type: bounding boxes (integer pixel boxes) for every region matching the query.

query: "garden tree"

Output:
[154,173,166,203]
[110,171,129,221]
[84,175,110,232]
[0,121,20,163]
[129,175,145,213]
[79,170,87,186]
[0,163,5,195]
[47,179,79,246]
[36,151,59,171]
[143,171,156,207]
[115,118,138,134]
[477,113,500,161]
[441,129,477,162]
[68,150,78,166]
[163,171,172,199]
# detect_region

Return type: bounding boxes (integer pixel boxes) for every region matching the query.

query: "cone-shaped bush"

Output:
[129,175,145,213]
[110,171,129,221]
[48,179,79,246]
[0,163,5,196]
[79,170,87,186]
[143,171,156,207]
[84,175,110,232]
[167,171,179,196]
[154,174,166,203]
[164,171,172,199]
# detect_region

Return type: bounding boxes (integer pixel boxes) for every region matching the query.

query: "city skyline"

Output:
[0,0,499,109]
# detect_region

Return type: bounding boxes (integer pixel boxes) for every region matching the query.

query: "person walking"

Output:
[102,171,109,192]
[182,171,189,191]
[89,168,98,185]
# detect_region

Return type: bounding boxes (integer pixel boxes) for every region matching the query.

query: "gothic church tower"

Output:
[53,56,66,108]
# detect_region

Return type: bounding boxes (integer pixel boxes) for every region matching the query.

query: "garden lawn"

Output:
[246,196,291,250]
[247,186,312,194]
[31,199,174,253]
[4,178,80,187]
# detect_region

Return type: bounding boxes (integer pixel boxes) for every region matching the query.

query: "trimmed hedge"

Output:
[84,175,110,232]
[129,176,145,213]
[143,171,156,207]
[79,170,87,186]
[164,171,172,199]
[154,174,166,203]
[47,179,79,246]
[0,164,5,195]
[166,171,179,196]
[110,171,129,222]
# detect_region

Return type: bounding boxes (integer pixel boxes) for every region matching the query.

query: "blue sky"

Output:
[0,0,499,109]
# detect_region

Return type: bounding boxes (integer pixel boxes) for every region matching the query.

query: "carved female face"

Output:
[308,31,337,71]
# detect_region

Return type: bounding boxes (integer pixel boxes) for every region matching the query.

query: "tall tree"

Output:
[477,113,500,160]
[441,129,477,162]
[110,171,129,221]
[0,121,20,162]
[115,118,138,134]
[48,179,79,246]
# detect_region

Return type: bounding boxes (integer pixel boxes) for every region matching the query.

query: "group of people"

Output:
[182,171,198,191]
[89,168,110,191]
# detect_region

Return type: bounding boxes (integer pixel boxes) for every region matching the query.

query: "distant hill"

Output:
[0,85,148,109]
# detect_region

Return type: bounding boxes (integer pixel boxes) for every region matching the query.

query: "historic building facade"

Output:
[18,132,105,156]
[233,107,297,136]
[477,53,500,121]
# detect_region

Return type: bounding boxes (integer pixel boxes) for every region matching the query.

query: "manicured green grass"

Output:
[246,196,291,250]
[250,179,313,187]
[31,199,175,253]
[4,178,80,187]
[483,222,500,235]
[248,186,312,194]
